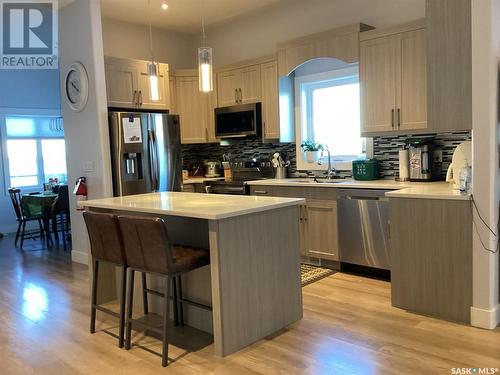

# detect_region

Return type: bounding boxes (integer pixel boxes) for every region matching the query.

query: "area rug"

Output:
[301,264,336,286]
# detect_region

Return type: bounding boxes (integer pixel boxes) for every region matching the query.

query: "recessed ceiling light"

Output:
[161,3,168,10]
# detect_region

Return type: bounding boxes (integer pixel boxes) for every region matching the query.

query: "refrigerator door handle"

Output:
[148,129,159,191]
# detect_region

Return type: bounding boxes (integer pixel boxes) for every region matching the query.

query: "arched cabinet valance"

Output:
[277,23,374,77]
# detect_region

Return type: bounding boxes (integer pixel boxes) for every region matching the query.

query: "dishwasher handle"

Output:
[343,195,381,201]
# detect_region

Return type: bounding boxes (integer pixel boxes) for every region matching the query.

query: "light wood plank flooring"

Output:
[0,235,499,374]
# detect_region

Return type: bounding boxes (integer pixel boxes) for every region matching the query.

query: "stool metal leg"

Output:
[172,276,179,327]
[141,272,149,315]
[125,269,135,350]
[118,265,127,348]
[90,259,99,334]
[162,275,171,367]
[177,275,184,326]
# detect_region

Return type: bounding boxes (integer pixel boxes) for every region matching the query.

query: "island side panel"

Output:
[209,205,302,357]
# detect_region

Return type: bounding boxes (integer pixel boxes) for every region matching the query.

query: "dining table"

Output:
[21,192,58,245]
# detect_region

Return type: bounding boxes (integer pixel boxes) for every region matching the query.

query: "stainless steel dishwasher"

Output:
[337,189,391,270]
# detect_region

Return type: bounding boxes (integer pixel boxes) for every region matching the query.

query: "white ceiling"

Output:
[100,0,287,33]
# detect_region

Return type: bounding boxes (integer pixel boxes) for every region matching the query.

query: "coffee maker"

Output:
[407,138,441,181]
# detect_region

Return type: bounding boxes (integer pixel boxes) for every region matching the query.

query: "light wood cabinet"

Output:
[301,200,339,261]
[175,72,217,144]
[426,0,471,132]
[360,35,398,133]
[261,61,280,139]
[360,22,427,136]
[390,198,472,323]
[104,56,170,110]
[105,59,138,108]
[250,185,339,261]
[216,65,262,106]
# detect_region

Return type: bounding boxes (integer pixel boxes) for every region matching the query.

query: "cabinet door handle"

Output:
[253,190,268,195]
[239,88,242,103]
[391,108,395,128]
[397,108,401,128]
[205,127,209,141]
[234,88,238,104]
[133,90,137,106]
[139,90,143,106]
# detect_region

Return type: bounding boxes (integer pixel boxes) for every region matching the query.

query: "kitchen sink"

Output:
[287,178,346,184]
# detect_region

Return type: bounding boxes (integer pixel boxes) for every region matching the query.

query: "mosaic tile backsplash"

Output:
[373,131,472,178]
[181,131,472,178]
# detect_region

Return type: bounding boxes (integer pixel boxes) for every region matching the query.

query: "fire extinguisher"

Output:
[74,177,88,211]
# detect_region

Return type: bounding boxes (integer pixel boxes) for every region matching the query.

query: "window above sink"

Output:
[294,58,367,172]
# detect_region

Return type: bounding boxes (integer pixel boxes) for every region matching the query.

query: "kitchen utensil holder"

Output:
[275,167,288,179]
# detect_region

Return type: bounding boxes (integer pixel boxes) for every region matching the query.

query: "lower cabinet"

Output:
[250,185,339,261]
[389,198,472,323]
[300,200,339,261]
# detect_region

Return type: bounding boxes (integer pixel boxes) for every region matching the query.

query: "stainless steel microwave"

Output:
[214,103,262,138]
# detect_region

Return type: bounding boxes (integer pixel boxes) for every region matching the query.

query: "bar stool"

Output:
[117,215,211,367]
[83,211,128,348]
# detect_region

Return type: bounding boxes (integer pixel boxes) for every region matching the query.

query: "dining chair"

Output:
[8,188,45,248]
[51,185,71,247]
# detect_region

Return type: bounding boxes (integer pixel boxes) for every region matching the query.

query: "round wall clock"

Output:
[65,62,89,112]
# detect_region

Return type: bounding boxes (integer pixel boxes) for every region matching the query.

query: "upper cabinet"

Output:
[261,61,280,139]
[360,21,427,136]
[104,56,170,111]
[174,71,218,144]
[216,57,280,139]
[217,64,262,106]
[426,0,472,132]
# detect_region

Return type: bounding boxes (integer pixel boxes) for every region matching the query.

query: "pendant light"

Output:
[147,0,160,101]
[198,0,213,92]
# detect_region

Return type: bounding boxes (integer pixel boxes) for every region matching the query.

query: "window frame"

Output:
[0,114,66,193]
[294,64,368,172]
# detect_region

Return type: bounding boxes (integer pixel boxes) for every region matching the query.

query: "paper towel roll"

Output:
[399,149,409,181]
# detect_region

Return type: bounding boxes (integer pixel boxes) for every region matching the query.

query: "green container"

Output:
[352,158,380,180]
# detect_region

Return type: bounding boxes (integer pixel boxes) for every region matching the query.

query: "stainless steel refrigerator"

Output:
[108,110,182,197]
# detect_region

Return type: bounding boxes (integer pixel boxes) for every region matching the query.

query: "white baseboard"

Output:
[71,250,89,265]
[470,304,500,329]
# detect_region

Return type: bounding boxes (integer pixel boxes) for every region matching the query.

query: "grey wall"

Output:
[101,18,196,69]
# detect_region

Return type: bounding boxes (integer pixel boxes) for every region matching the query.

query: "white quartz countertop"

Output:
[80,192,305,220]
[246,178,470,200]
[183,177,224,185]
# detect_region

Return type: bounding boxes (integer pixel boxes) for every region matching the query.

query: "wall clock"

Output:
[65,62,89,112]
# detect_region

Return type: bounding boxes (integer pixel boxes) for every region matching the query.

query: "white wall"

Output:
[101,18,195,69]
[60,0,112,264]
[470,0,500,329]
[197,0,425,67]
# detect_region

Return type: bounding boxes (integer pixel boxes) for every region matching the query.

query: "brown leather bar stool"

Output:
[118,215,211,367]
[83,211,128,348]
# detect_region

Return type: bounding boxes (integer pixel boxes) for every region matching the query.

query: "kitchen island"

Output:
[80,192,304,357]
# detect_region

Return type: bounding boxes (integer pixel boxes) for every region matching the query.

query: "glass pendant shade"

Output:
[198,47,213,92]
[147,62,160,101]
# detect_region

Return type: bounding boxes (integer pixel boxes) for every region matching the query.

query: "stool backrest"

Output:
[117,215,173,275]
[83,211,126,265]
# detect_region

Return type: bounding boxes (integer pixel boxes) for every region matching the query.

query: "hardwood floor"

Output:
[0,235,499,374]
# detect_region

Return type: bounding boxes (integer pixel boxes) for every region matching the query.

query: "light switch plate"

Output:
[83,161,95,173]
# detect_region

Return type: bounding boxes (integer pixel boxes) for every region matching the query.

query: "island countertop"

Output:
[80,191,305,220]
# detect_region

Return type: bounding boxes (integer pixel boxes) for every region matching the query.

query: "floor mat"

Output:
[301,264,335,286]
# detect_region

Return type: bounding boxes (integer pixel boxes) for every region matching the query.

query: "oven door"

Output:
[205,183,249,195]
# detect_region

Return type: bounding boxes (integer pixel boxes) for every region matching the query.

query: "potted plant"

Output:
[301,140,324,163]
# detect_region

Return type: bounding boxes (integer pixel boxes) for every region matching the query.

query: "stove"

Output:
[205,159,274,195]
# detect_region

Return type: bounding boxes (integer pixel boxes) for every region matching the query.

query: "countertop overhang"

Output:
[80,191,305,220]
[245,178,470,200]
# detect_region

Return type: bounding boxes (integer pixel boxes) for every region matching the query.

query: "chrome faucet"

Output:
[317,146,336,180]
